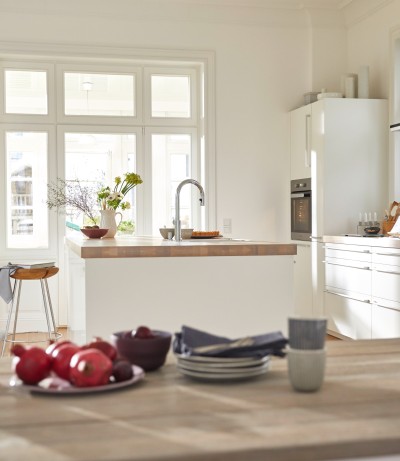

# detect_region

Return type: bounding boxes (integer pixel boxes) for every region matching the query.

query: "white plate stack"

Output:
[175,353,270,381]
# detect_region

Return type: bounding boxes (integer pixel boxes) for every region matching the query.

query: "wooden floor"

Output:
[1,327,69,356]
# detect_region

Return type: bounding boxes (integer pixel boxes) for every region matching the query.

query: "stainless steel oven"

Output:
[291,178,312,241]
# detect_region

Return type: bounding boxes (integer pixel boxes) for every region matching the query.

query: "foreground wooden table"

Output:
[1,339,400,461]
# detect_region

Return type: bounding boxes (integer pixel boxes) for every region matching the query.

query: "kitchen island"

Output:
[1,338,400,460]
[65,236,296,343]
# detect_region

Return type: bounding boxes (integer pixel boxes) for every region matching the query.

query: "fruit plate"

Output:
[9,365,144,395]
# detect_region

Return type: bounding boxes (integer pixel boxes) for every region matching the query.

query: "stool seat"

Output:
[1,266,61,356]
[11,267,59,280]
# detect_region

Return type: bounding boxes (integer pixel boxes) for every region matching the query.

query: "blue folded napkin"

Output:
[173,325,288,358]
[0,264,18,304]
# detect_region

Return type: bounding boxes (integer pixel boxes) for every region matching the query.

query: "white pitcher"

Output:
[100,209,122,238]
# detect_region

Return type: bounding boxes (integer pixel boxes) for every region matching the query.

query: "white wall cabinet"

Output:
[324,241,400,339]
[290,105,311,180]
[290,99,388,320]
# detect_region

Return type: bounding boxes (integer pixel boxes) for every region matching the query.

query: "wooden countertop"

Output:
[66,235,297,259]
[1,339,400,461]
[323,235,400,248]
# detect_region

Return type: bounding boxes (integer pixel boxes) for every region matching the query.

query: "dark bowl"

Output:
[80,228,109,239]
[364,226,380,235]
[110,330,172,371]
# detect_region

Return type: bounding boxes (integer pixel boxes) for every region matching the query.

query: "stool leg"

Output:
[40,279,52,341]
[1,280,19,357]
[11,280,22,344]
[44,279,58,338]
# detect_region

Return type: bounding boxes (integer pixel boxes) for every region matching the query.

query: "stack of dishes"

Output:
[175,353,270,381]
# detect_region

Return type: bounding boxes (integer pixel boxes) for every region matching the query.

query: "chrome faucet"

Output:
[174,179,205,241]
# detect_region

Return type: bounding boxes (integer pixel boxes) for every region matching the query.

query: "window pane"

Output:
[6,132,49,248]
[64,73,135,116]
[151,134,191,233]
[5,70,48,115]
[151,75,190,118]
[65,133,137,234]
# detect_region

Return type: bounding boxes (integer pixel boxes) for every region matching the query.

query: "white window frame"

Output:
[57,125,144,233]
[0,123,58,259]
[144,126,199,234]
[56,64,143,126]
[0,61,55,124]
[144,66,198,127]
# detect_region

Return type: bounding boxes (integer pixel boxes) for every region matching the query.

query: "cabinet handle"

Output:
[374,269,400,276]
[325,261,371,270]
[372,301,400,313]
[375,252,400,257]
[305,114,311,168]
[325,248,371,254]
[325,289,371,304]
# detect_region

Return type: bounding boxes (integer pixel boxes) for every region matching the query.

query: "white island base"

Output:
[66,237,295,343]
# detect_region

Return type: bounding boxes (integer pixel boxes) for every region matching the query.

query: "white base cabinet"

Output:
[324,241,400,340]
[293,242,313,317]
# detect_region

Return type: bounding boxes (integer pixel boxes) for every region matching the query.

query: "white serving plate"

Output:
[9,365,144,395]
[177,359,270,374]
[177,362,270,381]
[175,353,269,365]
[176,354,269,370]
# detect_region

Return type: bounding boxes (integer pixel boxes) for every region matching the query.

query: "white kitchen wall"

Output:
[346,0,400,201]
[0,0,349,242]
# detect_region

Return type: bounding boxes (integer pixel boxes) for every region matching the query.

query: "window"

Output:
[5,70,48,115]
[64,72,135,116]
[1,57,208,247]
[5,131,49,248]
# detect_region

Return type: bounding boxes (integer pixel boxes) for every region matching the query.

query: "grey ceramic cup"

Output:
[288,317,327,350]
[287,348,326,392]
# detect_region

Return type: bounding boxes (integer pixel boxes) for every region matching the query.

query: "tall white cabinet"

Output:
[290,98,388,319]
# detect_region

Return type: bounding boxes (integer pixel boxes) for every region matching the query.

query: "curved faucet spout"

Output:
[175,179,205,241]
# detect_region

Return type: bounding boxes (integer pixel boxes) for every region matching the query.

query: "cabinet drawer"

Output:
[325,244,371,261]
[325,291,371,339]
[372,249,400,266]
[372,303,400,339]
[325,259,371,295]
[372,264,400,303]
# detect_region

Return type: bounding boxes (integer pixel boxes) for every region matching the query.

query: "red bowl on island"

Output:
[110,327,172,371]
[80,227,109,239]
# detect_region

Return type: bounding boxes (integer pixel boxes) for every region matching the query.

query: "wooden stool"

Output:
[1,267,62,357]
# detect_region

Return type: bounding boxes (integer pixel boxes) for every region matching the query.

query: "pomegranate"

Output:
[81,337,117,361]
[52,343,81,380]
[45,340,72,358]
[69,348,113,387]
[134,326,155,339]
[11,345,52,385]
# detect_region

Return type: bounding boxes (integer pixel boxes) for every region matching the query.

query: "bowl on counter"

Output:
[364,226,380,235]
[80,227,109,239]
[110,330,172,371]
[180,228,194,239]
[159,228,175,239]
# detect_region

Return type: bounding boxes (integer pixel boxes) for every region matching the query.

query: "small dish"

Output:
[364,226,380,235]
[180,228,194,239]
[80,228,109,239]
[159,228,175,239]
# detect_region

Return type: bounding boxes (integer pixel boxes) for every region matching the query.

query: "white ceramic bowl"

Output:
[181,228,194,239]
[159,228,175,239]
